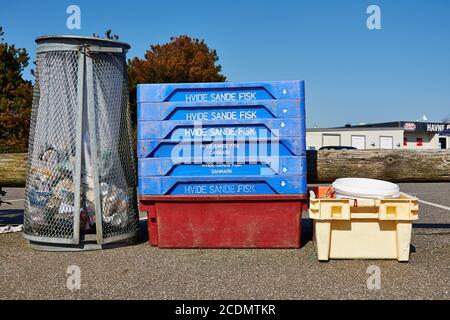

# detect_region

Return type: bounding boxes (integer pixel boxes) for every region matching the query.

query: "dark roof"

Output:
[339,121,402,129]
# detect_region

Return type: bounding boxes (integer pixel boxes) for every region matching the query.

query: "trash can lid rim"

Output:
[35,35,131,49]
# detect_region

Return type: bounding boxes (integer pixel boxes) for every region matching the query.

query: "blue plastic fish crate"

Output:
[138,99,305,121]
[138,175,307,195]
[138,156,306,177]
[137,80,305,103]
[137,137,306,159]
[138,118,305,140]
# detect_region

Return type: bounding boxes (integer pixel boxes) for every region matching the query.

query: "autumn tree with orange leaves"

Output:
[127,35,226,125]
[0,27,33,153]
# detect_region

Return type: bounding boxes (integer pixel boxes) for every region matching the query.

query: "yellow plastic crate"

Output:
[309,187,419,262]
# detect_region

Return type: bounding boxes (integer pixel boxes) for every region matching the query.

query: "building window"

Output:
[416,137,423,147]
[403,137,408,146]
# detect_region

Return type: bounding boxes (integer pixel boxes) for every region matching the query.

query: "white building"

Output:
[307,121,450,150]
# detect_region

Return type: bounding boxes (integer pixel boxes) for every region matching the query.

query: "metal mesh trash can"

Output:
[23,35,139,251]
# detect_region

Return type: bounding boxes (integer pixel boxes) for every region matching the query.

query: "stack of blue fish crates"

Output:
[137,81,307,196]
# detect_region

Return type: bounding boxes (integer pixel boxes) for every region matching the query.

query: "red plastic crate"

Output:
[139,195,308,248]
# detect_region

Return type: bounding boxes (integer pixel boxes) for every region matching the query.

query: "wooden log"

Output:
[0,153,27,187]
[1,150,450,187]
[307,149,450,183]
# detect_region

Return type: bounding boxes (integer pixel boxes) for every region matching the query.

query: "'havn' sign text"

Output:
[427,123,450,132]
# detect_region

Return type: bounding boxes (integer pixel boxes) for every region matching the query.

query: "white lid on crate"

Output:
[332,178,400,199]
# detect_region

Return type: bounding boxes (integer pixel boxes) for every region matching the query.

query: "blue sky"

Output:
[1,0,449,127]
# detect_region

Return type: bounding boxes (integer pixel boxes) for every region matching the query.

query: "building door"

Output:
[380,136,394,149]
[439,137,447,149]
[322,134,341,147]
[351,135,366,149]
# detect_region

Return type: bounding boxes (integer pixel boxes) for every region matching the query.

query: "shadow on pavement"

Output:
[301,218,313,248]
[0,208,24,225]
[413,223,450,229]
[137,218,149,245]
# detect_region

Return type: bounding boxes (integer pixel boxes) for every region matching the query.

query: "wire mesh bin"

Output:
[23,35,139,251]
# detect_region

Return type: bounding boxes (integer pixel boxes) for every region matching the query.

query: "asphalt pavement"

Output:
[1,183,449,300]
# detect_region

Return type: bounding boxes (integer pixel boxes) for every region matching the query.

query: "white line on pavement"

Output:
[2,199,25,203]
[401,193,450,212]
[417,199,450,212]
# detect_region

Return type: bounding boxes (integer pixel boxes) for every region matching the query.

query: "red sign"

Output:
[404,123,416,131]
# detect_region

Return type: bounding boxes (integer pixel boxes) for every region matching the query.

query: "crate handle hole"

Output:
[331,206,342,218]
[386,206,397,217]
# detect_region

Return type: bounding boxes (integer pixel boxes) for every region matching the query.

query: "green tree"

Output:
[0,27,33,153]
